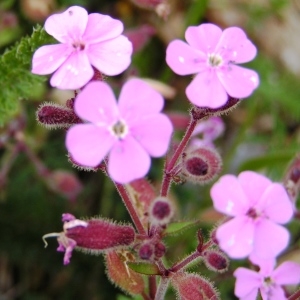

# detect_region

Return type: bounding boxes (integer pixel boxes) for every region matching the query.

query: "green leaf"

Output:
[162,220,200,236]
[127,262,161,275]
[0,24,55,126]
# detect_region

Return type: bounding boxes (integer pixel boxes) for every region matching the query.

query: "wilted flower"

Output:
[32,6,132,89]
[166,23,259,108]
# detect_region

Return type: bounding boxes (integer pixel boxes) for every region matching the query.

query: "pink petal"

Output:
[216,216,255,258]
[260,286,286,300]
[272,262,300,285]
[130,114,173,157]
[108,135,151,183]
[50,51,93,90]
[211,174,249,216]
[74,81,118,124]
[258,183,293,224]
[118,79,164,119]
[166,40,207,75]
[253,219,290,259]
[66,124,114,167]
[216,27,257,63]
[238,171,272,207]
[185,24,222,53]
[88,35,132,76]
[234,267,261,299]
[32,44,72,75]
[186,71,228,108]
[83,13,123,44]
[217,65,259,99]
[45,6,88,43]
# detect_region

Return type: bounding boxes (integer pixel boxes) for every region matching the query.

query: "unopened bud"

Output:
[181,148,222,184]
[149,197,174,225]
[45,169,83,201]
[171,272,220,300]
[284,154,300,203]
[139,242,155,260]
[203,250,229,273]
[105,250,145,295]
[36,102,81,129]
[154,242,166,258]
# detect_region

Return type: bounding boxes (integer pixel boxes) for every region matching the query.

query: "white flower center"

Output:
[109,120,128,139]
[208,53,223,67]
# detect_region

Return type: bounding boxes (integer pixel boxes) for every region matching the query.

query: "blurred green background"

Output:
[0,0,299,299]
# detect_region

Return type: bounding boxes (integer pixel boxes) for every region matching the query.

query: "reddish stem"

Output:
[160,119,197,197]
[169,251,201,273]
[114,182,147,235]
[289,289,300,300]
[149,276,157,299]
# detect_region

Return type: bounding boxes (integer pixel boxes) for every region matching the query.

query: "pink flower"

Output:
[234,261,300,300]
[31,6,132,90]
[166,23,259,108]
[210,171,294,259]
[66,78,173,183]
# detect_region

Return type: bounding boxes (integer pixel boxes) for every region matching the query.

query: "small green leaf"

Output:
[127,262,161,275]
[163,220,200,236]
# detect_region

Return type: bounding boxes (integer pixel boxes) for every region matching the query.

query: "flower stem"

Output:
[160,118,197,197]
[168,251,201,273]
[114,182,147,235]
[154,277,169,300]
[149,276,157,299]
[289,289,300,300]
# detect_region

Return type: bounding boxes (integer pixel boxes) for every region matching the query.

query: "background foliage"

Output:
[0,0,299,299]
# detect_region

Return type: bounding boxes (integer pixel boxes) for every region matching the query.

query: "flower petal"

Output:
[118,79,164,120]
[130,114,173,157]
[211,174,249,216]
[272,262,300,285]
[45,6,88,43]
[216,216,254,258]
[108,135,151,183]
[260,285,286,300]
[185,24,222,53]
[258,183,293,224]
[253,219,290,259]
[66,124,114,167]
[234,267,261,299]
[186,71,228,108]
[216,27,257,63]
[238,171,272,207]
[74,81,118,124]
[31,44,72,75]
[50,51,93,90]
[83,13,124,44]
[217,65,259,99]
[88,35,132,76]
[166,40,207,75]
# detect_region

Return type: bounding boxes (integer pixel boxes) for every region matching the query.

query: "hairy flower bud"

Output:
[43,214,135,264]
[149,197,174,225]
[154,241,166,258]
[284,154,300,203]
[171,272,220,300]
[181,148,222,184]
[105,250,145,295]
[203,250,229,273]
[139,242,155,260]
[36,102,81,129]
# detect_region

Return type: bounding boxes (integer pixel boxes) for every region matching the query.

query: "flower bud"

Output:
[105,250,145,295]
[139,242,155,260]
[203,250,229,273]
[154,241,166,258]
[171,272,220,300]
[36,102,81,129]
[149,197,174,225]
[181,148,222,185]
[284,154,300,203]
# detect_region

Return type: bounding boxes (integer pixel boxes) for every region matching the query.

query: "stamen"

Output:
[42,232,61,248]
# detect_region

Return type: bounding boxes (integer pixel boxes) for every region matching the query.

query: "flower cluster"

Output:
[31,4,299,300]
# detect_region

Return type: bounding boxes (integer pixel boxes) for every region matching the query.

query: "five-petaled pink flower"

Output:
[32,6,132,90]
[210,171,294,259]
[66,78,173,183]
[234,261,300,300]
[166,23,259,108]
